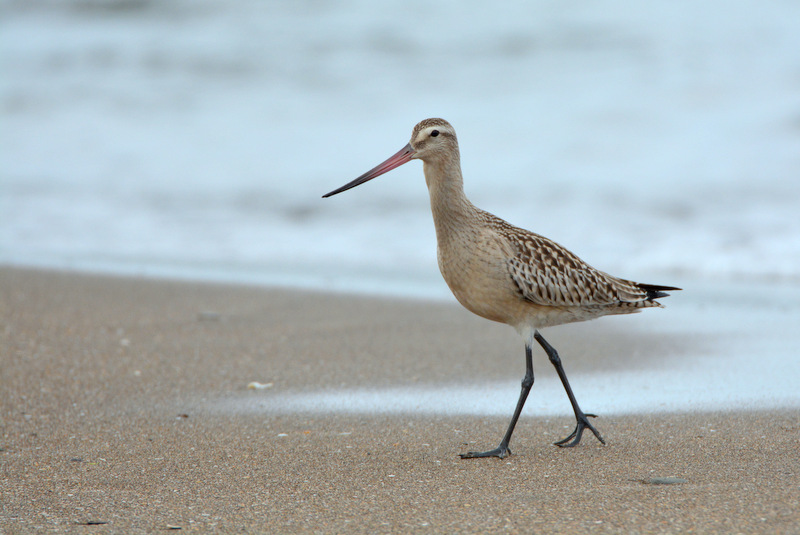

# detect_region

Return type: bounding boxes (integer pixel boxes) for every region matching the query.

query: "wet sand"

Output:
[1,267,798,533]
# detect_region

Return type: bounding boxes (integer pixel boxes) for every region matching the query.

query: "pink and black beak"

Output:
[323,144,416,198]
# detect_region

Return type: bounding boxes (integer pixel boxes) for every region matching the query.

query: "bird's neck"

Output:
[423,153,477,236]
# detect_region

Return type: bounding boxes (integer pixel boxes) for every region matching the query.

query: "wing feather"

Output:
[489,216,652,308]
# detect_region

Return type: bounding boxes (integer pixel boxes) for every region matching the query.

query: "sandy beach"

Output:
[1,267,798,534]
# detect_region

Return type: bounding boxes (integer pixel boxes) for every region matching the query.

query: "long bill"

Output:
[322,143,416,198]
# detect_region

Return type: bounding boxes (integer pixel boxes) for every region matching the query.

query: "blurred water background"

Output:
[2,0,799,298]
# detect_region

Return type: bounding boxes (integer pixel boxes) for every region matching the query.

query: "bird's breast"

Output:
[435,226,526,325]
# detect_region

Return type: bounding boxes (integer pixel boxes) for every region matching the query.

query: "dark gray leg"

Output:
[460,344,534,459]
[534,331,605,447]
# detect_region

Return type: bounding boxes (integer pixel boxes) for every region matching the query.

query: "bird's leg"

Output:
[460,344,534,459]
[534,331,605,448]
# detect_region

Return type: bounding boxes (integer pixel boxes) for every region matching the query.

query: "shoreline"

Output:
[2,266,798,533]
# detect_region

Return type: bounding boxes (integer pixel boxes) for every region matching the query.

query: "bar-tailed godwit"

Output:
[323,118,680,459]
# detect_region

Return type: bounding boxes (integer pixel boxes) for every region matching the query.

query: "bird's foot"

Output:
[554,412,606,448]
[460,444,511,459]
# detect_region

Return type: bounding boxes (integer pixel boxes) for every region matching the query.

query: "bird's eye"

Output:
[430,130,439,137]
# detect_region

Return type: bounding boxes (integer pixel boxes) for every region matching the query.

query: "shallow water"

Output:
[3,1,799,415]
[2,0,800,295]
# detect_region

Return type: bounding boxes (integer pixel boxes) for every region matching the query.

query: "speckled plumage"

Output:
[409,118,677,335]
[323,118,680,458]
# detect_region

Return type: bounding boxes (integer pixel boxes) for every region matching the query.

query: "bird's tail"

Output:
[637,283,681,301]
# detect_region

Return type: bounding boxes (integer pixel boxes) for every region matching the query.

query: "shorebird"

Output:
[323,118,680,459]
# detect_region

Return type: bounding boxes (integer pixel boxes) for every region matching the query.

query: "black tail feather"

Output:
[638,283,682,300]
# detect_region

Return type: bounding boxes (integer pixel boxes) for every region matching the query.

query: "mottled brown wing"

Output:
[495,219,650,307]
